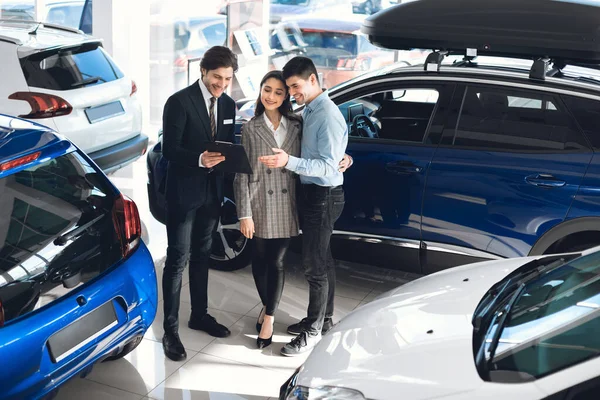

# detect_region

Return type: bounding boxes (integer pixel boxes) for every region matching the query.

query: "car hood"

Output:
[297,256,538,400]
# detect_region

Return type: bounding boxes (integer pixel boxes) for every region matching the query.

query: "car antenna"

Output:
[29,22,42,36]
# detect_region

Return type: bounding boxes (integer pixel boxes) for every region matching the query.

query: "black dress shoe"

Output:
[188,313,231,338]
[256,306,265,333]
[162,332,187,361]
[256,334,272,349]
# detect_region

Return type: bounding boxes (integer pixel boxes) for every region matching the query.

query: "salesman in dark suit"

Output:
[161,46,238,361]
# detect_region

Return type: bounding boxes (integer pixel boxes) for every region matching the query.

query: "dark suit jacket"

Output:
[162,80,236,213]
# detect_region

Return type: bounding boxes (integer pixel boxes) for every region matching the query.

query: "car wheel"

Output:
[210,197,252,272]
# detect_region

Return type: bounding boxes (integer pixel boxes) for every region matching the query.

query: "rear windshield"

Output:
[0,151,122,325]
[21,42,124,90]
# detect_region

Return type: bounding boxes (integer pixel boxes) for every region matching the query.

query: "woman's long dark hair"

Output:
[253,70,299,122]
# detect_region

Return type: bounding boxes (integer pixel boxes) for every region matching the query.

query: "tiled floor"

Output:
[55,155,417,400]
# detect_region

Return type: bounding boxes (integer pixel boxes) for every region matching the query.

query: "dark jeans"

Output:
[163,181,220,334]
[252,237,291,316]
[302,184,345,335]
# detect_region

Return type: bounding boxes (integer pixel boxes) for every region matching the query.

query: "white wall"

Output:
[93,0,151,140]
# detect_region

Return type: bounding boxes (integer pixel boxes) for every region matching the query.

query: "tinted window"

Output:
[0,152,122,325]
[563,96,600,151]
[339,88,439,143]
[453,86,589,151]
[486,252,600,380]
[301,31,357,56]
[46,4,84,29]
[21,43,124,91]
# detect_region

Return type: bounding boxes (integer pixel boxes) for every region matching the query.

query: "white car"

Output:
[0,19,146,172]
[281,247,600,399]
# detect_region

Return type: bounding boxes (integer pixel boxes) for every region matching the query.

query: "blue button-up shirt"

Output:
[285,90,348,187]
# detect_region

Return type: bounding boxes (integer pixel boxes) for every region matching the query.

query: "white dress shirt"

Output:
[263,113,288,147]
[198,80,217,167]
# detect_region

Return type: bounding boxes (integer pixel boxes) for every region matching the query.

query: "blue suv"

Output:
[0,114,157,399]
[148,56,600,276]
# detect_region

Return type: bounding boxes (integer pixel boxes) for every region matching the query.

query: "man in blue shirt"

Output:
[259,57,348,356]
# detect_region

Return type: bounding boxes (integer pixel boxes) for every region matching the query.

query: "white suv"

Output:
[0,19,146,172]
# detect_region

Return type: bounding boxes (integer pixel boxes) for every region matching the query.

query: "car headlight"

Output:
[285,385,366,400]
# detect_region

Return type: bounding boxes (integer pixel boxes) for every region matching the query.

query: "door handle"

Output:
[385,161,422,174]
[525,174,566,188]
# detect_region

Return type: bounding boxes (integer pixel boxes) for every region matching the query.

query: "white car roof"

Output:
[0,20,96,52]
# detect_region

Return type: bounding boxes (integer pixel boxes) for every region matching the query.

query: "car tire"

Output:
[102,335,143,362]
[209,196,252,272]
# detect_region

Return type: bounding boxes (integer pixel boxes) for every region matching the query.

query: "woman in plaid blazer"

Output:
[234,71,302,349]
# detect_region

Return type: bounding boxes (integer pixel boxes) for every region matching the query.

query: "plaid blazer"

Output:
[234,115,301,239]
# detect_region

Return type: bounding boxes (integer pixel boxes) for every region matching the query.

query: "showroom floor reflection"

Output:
[55,156,415,400]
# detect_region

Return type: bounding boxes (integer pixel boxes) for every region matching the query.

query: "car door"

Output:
[331,81,455,273]
[421,84,593,274]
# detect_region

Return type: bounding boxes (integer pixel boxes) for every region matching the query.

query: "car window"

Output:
[339,88,440,143]
[453,86,589,152]
[486,251,600,380]
[21,42,124,91]
[45,4,84,29]
[301,30,356,54]
[0,151,122,324]
[201,22,226,47]
[562,96,600,151]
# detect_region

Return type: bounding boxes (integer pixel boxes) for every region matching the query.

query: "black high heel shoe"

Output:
[256,334,273,349]
[256,306,265,333]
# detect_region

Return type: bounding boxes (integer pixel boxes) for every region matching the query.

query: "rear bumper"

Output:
[89,133,149,173]
[0,243,158,400]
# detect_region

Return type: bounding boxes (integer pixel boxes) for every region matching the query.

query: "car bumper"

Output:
[88,133,149,173]
[0,243,158,400]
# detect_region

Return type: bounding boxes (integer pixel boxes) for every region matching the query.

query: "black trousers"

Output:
[162,178,220,334]
[252,237,291,316]
[301,184,345,335]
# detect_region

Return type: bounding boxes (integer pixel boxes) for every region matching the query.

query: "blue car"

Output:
[0,114,157,399]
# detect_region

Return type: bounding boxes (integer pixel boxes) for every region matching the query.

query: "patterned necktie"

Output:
[209,96,216,139]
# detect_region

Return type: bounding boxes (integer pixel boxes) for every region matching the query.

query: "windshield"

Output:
[477,251,600,382]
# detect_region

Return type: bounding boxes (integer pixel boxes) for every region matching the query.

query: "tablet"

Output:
[205,141,253,174]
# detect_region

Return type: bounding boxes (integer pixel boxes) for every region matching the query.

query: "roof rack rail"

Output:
[0,19,84,35]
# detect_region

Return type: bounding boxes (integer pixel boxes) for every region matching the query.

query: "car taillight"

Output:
[131,80,138,96]
[8,91,73,119]
[0,151,41,172]
[112,194,141,258]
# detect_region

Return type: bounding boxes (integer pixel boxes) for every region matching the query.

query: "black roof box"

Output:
[362,0,600,64]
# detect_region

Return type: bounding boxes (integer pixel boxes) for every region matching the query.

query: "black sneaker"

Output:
[286,318,309,335]
[280,331,321,357]
[287,318,334,335]
[322,317,334,334]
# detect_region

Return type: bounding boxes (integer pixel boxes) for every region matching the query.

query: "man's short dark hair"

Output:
[282,56,319,84]
[200,46,239,74]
